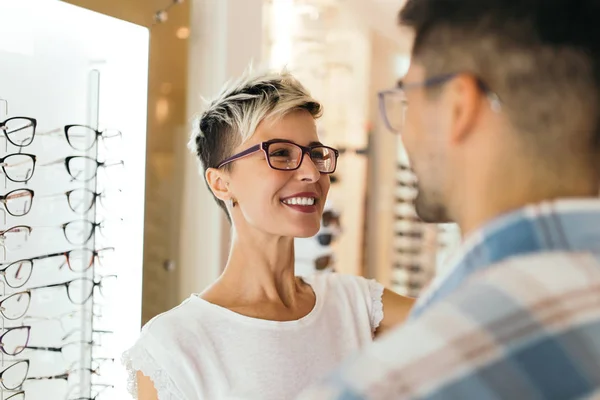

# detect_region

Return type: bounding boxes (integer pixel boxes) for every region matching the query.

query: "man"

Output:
[298,0,600,398]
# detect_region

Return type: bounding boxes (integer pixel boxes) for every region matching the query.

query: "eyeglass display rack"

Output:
[0,89,121,399]
[0,2,150,399]
[391,163,436,298]
[294,199,342,277]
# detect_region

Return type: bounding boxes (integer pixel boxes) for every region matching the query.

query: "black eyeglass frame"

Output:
[0,153,37,183]
[0,117,37,147]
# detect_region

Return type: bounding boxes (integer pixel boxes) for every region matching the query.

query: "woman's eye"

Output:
[270,149,291,158]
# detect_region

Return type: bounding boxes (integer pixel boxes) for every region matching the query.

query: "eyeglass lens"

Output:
[266,142,336,173]
[1,260,33,288]
[0,361,29,390]
[2,189,33,216]
[1,326,31,356]
[380,91,407,133]
[0,291,31,320]
[65,125,121,151]
[1,117,36,147]
[1,226,31,251]
[1,154,35,182]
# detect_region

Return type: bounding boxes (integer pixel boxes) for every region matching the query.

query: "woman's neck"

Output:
[214,231,304,309]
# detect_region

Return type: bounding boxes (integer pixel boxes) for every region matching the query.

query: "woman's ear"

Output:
[205,167,232,202]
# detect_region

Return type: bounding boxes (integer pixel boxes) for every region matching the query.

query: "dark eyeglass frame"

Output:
[0,290,31,319]
[0,117,37,147]
[61,219,105,245]
[65,156,124,182]
[0,256,34,288]
[63,124,122,151]
[0,188,34,217]
[28,275,117,305]
[378,73,501,134]
[0,326,31,356]
[0,360,29,390]
[216,139,340,174]
[0,153,37,183]
[65,188,108,213]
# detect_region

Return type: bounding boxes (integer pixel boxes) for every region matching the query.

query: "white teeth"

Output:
[282,197,315,206]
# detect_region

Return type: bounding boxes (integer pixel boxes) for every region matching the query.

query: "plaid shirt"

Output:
[297,199,600,400]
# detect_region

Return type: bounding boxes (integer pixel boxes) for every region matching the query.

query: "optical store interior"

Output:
[0,0,463,399]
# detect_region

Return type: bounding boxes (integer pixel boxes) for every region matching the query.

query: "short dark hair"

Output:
[399,0,600,157]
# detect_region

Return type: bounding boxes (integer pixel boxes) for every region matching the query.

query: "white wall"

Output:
[177,0,264,300]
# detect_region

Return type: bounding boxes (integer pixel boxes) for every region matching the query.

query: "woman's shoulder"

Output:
[304,272,383,296]
[304,272,384,333]
[139,295,204,341]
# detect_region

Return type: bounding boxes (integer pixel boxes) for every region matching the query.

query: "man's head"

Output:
[393,0,600,227]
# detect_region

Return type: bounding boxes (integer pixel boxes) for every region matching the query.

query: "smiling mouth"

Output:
[281,196,316,206]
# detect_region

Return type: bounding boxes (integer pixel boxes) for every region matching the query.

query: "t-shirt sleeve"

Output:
[121,321,185,400]
[329,273,385,334]
[366,278,385,332]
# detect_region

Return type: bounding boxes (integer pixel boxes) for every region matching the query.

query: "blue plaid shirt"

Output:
[297,199,600,400]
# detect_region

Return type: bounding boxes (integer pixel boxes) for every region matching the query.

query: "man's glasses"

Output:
[0,117,37,147]
[44,156,124,182]
[0,153,36,183]
[39,124,122,151]
[0,360,29,391]
[217,139,339,174]
[378,73,501,134]
[0,188,34,217]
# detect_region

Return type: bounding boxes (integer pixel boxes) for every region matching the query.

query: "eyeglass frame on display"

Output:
[0,325,31,356]
[42,156,124,182]
[0,359,29,391]
[217,138,339,174]
[26,274,118,306]
[38,124,122,152]
[0,153,36,183]
[0,117,37,148]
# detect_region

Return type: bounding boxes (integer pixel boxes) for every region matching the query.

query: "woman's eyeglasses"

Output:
[0,117,37,147]
[217,139,339,174]
[39,124,121,151]
[0,153,36,183]
[0,188,34,217]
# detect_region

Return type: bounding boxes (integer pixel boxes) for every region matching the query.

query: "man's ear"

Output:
[205,167,231,202]
[448,74,483,144]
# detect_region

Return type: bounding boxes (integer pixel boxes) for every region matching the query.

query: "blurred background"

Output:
[59,0,462,325]
[0,1,463,397]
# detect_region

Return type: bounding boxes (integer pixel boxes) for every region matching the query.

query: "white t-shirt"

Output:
[122,273,384,400]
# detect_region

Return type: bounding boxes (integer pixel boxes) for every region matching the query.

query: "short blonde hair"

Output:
[189,68,323,217]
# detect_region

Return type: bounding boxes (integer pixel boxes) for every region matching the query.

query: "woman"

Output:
[123,69,415,400]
